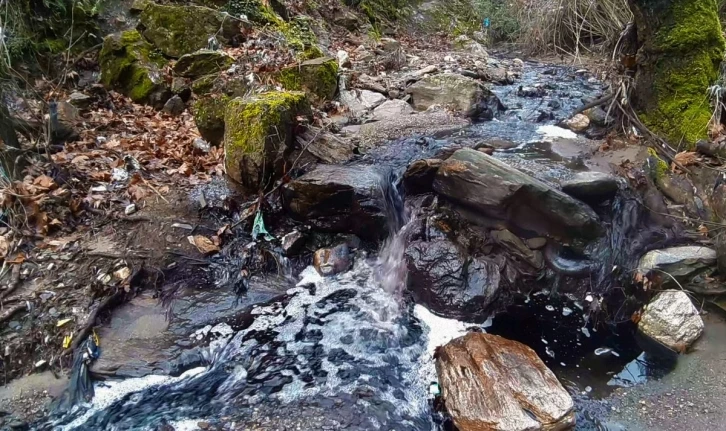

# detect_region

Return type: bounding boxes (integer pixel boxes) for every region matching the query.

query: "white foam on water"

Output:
[536,125,578,140]
[413,305,473,357]
[61,367,206,430]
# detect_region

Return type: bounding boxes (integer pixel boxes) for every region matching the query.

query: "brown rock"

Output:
[313,243,352,276]
[436,333,575,431]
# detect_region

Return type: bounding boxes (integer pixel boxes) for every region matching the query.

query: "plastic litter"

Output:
[52,334,101,413]
[252,211,274,241]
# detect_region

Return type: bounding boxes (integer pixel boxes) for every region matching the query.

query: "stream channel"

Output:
[40,60,695,430]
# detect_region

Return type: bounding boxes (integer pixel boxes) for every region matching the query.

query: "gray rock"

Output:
[358,90,387,109]
[304,132,355,164]
[562,171,620,202]
[406,74,497,113]
[339,89,367,117]
[491,229,544,269]
[433,149,602,240]
[192,137,211,153]
[587,107,613,126]
[406,235,502,320]
[637,246,716,283]
[282,165,387,240]
[373,99,414,120]
[352,111,468,151]
[527,237,547,249]
[173,50,235,78]
[162,95,185,116]
[563,113,590,132]
[68,92,92,109]
[281,231,306,256]
[313,243,352,276]
[453,35,488,60]
[436,333,575,431]
[638,291,704,352]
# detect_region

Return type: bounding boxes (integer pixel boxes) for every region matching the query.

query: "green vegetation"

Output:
[277,58,339,102]
[192,94,231,145]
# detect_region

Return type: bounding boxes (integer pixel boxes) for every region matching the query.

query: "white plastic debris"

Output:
[124,204,137,215]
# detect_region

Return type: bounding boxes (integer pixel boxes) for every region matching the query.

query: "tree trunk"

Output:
[628,0,725,147]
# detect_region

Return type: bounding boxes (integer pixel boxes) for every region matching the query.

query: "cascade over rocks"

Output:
[223,92,311,193]
[139,3,243,58]
[433,148,602,240]
[282,164,387,240]
[99,30,170,107]
[436,333,576,431]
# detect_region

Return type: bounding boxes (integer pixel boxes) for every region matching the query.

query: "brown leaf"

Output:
[671,151,698,172]
[187,235,219,255]
[0,235,9,259]
[33,175,57,190]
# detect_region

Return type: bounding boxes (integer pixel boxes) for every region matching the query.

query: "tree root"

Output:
[62,290,125,357]
[0,303,27,324]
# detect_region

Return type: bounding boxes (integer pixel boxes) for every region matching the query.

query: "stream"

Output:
[41,61,682,430]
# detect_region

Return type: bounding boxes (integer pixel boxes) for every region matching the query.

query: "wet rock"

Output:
[637,246,716,285]
[561,171,620,202]
[278,57,339,102]
[68,92,92,109]
[373,99,414,120]
[587,107,613,126]
[282,164,387,240]
[403,159,442,195]
[527,237,547,250]
[304,132,355,164]
[162,95,185,116]
[173,50,235,78]
[353,111,468,151]
[224,92,311,193]
[281,231,306,256]
[339,90,367,117]
[192,95,230,146]
[433,149,601,240]
[406,74,498,113]
[696,139,726,159]
[518,85,546,98]
[406,233,502,320]
[638,291,704,352]
[436,333,576,431]
[475,138,519,151]
[139,3,243,57]
[491,229,544,269]
[99,30,170,107]
[313,243,353,276]
[563,113,590,132]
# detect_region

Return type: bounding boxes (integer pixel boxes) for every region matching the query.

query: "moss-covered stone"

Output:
[173,50,235,78]
[630,0,726,147]
[224,91,311,193]
[192,95,231,145]
[99,30,170,106]
[140,3,243,58]
[277,57,339,102]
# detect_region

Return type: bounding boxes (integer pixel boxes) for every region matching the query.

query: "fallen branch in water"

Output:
[573,93,614,116]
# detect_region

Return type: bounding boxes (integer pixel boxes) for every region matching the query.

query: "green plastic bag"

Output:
[252,211,274,241]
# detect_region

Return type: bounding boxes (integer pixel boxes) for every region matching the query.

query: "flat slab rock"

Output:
[436,332,575,431]
[637,246,716,281]
[561,171,619,202]
[434,148,601,240]
[638,290,704,352]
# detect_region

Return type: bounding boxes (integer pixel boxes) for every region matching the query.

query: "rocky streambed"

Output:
[25,58,722,431]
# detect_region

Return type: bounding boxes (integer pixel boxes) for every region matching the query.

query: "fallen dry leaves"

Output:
[187,235,220,255]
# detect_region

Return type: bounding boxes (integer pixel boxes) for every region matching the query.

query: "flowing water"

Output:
[42,62,679,430]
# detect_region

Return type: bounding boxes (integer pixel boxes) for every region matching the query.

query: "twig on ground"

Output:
[0,264,21,302]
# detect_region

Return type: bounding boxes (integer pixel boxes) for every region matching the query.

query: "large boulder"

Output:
[278,57,339,102]
[192,95,230,146]
[436,333,576,431]
[173,50,235,78]
[636,246,716,286]
[139,3,242,58]
[638,291,704,352]
[406,235,502,320]
[224,92,311,193]
[99,30,170,106]
[433,149,602,240]
[406,73,498,113]
[373,99,414,120]
[282,164,387,240]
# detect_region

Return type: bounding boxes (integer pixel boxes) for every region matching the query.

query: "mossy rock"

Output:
[192,95,231,145]
[224,91,311,193]
[99,30,171,107]
[140,3,243,58]
[631,0,726,147]
[277,57,339,102]
[173,50,235,78]
[191,74,249,97]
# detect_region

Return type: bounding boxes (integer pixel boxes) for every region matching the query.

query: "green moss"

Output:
[193,95,231,144]
[224,91,310,190]
[99,30,168,104]
[646,148,670,181]
[637,0,725,148]
[173,50,235,78]
[140,3,240,57]
[277,57,338,102]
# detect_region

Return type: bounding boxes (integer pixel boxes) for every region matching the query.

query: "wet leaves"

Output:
[187,235,220,255]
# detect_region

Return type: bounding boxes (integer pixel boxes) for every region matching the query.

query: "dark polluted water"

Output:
[42,62,680,430]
